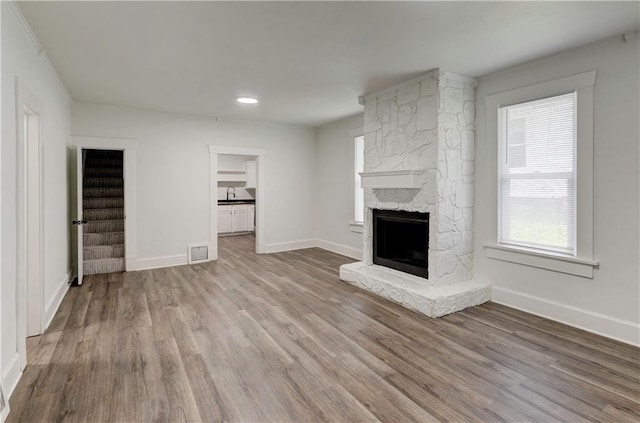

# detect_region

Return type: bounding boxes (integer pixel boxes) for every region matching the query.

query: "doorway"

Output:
[80,149,126,275]
[70,136,138,283]
[209,146,266,261]
[217,154,257,257]
[15,80,45,371]
[22,106,43,337]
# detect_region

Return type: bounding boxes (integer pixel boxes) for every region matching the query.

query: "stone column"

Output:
[360,69,476,286]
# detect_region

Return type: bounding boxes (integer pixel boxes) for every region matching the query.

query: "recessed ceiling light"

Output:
[237,97,258,104]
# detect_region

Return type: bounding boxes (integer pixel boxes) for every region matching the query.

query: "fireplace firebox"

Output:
[373,209,429,278]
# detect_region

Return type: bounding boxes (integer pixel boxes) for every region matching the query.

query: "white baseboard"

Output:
[263,239,316,254]
[43,270,72,330]
[1,405,8,423]
[125,255,136,271]
[1,353,21,406]
[315,239,362,260]
[493,286,640,346]
[261,239,362,258]
[135,254,188,271]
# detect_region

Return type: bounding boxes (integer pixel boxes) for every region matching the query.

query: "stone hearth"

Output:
[341,262,491,317]
[340,69,491,317]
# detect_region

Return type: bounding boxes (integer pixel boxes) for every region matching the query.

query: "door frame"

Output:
[15,78,45,368]
[68,146,83,284]
[71,136,138,272]
[209,145,266,260]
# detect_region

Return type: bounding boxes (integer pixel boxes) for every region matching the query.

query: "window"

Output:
[498,93,577,255]
[484,71,598,278]
[354,135,365,224]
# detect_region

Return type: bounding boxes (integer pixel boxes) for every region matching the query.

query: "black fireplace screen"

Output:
[373,209,429,278]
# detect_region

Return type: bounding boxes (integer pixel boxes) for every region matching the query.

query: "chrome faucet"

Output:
[226,186,236,201]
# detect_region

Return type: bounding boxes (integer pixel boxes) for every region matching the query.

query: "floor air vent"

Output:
[188,243,209,264]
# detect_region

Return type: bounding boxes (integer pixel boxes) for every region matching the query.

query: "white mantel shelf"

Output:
[359,170,424,189]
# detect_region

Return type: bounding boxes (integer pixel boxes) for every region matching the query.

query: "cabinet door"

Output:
[248,205,255,231]
[232,206,249,232]
[245,161,257,188]
[218,206,233,233]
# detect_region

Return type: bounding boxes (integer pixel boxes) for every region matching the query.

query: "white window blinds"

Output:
[354,135,365,223]
[498,92,577,255]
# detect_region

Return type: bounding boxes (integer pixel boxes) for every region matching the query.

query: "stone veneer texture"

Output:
[361,69,476,287]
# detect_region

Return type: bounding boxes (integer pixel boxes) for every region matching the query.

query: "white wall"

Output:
[474,35,640,344]
[72,102,317,265]
[315,113,363,259]
[1,2,72,396]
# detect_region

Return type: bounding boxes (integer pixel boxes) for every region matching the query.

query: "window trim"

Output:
[484,71,598,278]
[350,129,364,231]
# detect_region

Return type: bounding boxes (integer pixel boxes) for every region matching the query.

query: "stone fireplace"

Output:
[340,69,491,317]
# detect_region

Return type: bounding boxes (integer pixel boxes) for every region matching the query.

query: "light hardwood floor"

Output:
[7,234,640,422]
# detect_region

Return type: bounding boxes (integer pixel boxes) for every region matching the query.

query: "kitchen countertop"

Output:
[218,199,256,205]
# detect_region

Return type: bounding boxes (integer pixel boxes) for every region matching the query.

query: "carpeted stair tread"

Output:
[85,219,125,233]
[86,150,123,159]
[83,244,125,260]
[82,149,125,275]
[85,167,123,178]
[83,187,124,198]
[83,208,124,220]
[85,158,123,168]
[83,231,125,246]
[84,258,124,274]
[83,177,124,187]
[83,197,124,209]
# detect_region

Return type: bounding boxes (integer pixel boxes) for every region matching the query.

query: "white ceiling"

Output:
[19,1,640,127]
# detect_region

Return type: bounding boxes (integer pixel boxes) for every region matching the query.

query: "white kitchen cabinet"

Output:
[245,161,257,188]
[232,206,248,232]
[248,205,255,231]
[218,203,255,234]
[218,205,233,233]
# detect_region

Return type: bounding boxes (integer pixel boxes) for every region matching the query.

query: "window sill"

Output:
[349,222,364,234]
[483,243,598,278]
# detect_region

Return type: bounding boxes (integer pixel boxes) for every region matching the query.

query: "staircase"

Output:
[82,150,125,275]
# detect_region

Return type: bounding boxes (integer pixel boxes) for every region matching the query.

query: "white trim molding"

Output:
[72,135,138,151]
[493,286,640,346]
[263,239,316,254]
[129,238,362,271]
[208,145,266,156]
[483,71,597,109]
[209,145,266,261]
[483,70,597,273]
[15,77,45,368]
[0,398,8,423]
[135,255,188,271]
[0,2,4,419]
[484,244,598,278]
[316,239,362,260]
[1,353,21,408]
[43,270,72,329]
